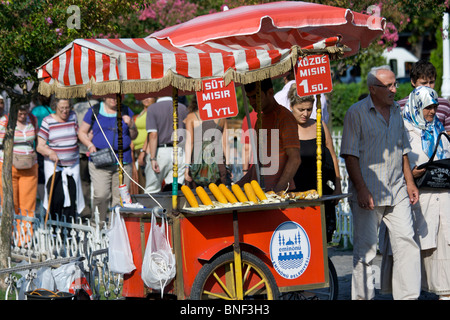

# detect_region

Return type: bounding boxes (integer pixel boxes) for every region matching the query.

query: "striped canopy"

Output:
[37,36,343,98]
[37,2,385,99]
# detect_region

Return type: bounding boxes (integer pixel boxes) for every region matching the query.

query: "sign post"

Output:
[294,54,333,197]
[196,78,238,121]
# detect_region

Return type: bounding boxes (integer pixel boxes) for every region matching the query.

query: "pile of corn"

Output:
[181,180,271,210]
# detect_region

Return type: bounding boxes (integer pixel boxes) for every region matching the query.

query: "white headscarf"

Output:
[402,86,445,160]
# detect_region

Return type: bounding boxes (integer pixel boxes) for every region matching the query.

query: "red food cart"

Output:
[120,193,346,300]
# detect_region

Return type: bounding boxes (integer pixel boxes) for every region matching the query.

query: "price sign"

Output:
[294,54,333,97]
[196,78,238,121]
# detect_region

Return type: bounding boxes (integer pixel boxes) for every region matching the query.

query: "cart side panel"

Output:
[179,205,327,297]
[122,217,148,297]
[238,206,326,290]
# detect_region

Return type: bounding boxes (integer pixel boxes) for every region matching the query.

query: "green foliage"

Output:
[329,83,367,127]
[0,0,137,99]
[430,25,444,96]
[329,82,413,128]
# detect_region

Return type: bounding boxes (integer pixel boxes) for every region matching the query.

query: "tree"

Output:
[0,0,138,281]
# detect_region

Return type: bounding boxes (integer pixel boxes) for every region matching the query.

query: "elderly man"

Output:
[340,66,421,300]
[238,78,300,192]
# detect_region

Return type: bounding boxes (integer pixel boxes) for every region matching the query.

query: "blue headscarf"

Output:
[402,86,445,160]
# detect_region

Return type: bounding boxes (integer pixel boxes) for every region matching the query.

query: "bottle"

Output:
[119,184,132,205]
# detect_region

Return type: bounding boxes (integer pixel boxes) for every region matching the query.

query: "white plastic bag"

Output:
[52,262,94,299]
[107,207,136,274]
[141,213,176,296]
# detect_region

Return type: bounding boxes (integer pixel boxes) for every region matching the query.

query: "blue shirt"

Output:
[83,102,134,164]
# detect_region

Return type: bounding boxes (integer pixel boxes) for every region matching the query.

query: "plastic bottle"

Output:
[119,184,132,205]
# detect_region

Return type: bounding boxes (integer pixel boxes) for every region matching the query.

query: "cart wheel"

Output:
[280,258,339,300]
[190,251,280,300]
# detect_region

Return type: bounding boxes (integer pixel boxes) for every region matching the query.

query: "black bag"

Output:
[415,132,450,189]
[90,148,116,168]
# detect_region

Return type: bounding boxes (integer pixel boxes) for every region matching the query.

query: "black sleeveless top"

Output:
[293,124,336,194]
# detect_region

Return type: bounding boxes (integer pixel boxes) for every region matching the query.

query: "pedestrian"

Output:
[184,96,230,188]
[31,95,55,206]
[397,59,450,134]
[403,86,450,300]
[0,94,5,117]
[274,70,330,124]
[238,78,300,192]
[73,99,98,219]
[78,97,137,224]
[134,97,156,193]
[288,85,341,242]
[143,96,187,193]
[37,98,84,221]
[340,65,421,300]
[0,104,38,243]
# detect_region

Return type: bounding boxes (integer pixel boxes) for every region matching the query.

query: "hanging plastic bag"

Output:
[52,262,94,300]
[141,212,176,297]
[106,207,136,274]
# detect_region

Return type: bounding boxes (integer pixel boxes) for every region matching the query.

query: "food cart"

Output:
[36,1,385,300]
[121,192,346,300]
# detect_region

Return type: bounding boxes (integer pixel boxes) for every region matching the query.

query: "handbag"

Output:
[90,148,116,168]
[106,207,136,274]
[13,152,37,170]
[415,132,450,189]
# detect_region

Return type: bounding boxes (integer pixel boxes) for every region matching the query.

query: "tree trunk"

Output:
[0,102,18,288]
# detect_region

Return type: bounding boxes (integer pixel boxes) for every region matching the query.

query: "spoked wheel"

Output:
[280,258,339,300]
[190,251,280,300]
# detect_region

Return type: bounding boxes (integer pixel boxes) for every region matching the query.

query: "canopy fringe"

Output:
[38,45,347,98]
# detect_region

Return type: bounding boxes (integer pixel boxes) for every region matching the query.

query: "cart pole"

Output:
[232,210,244,299]
[172,87,179,210]
[315,93,322,197]
[117,93,124,186]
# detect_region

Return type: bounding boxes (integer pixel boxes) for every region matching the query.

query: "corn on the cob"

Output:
[250,180,267,201]
[196,186,213,206]
[209,183,228,204]
[181,185,199,207]
[219,184,238,203]
[244,183,258,203]
[231,184,248,202]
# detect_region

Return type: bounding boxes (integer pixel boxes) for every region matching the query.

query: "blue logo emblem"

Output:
[270,221,311,279]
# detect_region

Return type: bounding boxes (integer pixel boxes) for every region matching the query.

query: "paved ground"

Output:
[328,245,438,300]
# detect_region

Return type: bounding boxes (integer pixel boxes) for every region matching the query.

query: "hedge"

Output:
[329,82,413,128]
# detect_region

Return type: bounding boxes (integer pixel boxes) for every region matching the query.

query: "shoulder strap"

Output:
[89,103,101,131]
[429,132,450,162]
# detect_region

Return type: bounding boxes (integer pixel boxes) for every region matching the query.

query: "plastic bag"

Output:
[52,262,93,299]
[141,213,176,296]
[107,207,136,274]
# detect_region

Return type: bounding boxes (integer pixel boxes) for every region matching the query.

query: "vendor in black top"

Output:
[288,84,342,242]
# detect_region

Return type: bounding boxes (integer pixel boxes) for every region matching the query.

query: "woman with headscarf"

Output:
[403,86,450,300]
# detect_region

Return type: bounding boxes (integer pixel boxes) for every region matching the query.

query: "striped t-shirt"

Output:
[38,112,79,166]
[0,115,37,163]
[340,95,411,206]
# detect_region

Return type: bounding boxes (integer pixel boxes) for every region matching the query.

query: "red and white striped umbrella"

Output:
[37,36,340,98]
[150,1,385,56]
[37,2,384,99]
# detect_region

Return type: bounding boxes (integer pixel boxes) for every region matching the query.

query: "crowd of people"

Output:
[0,58,449,300]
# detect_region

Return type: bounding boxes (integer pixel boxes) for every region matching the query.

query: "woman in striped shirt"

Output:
[37,98,84,222]
[0,104,38,243]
